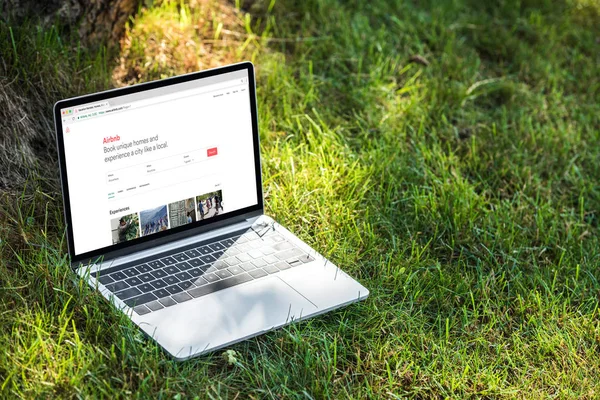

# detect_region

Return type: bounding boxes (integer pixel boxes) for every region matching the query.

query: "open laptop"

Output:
[54,62,369,360]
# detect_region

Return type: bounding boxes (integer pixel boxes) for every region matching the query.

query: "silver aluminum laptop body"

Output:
[54,62,369,360]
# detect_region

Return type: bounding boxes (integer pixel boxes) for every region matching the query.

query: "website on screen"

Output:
[61,71,258,255]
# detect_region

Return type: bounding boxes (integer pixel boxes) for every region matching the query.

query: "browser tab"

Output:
[75,101,109,113]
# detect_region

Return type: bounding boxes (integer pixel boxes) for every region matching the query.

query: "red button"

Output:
[207,147,218,157]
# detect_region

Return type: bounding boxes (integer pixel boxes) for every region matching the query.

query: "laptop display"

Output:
[56,67,261,260]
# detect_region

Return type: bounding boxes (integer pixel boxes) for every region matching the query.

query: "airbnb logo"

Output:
[103,135,120,144]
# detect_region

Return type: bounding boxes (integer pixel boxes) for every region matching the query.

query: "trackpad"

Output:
[143,276,317,358]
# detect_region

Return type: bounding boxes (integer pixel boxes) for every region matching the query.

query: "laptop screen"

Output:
[57,66,260,258]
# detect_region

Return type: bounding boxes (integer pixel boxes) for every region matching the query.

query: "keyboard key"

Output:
[176,261,192,270]
[275,261,291,271]
[251,259,267,268]
[172,292,192,303]
[125,276,143,286]
[198,246,212,255]
[175,271,192,281]
[213,261,228,270]
[275,248,305,261]
[138,283,154,293]
[205,265,219,274]
[248,241,263,249]
[150,279,168,289]
[224,247,240,256]
[138,273,153,282]
[225,257,240,266]
[271,234,285,242]
[151,269,168,279]
[133,305,151,315]
[188,273,253,298]
[203,273,219,283]
[105,281,129,292]
[125,293,157,307]
[159,297,177,307]
[161,257,177,265]
[115,287,142,300]
[110,271,127,281]
[188,258,204,267]
[164,276,180,285]
[240,262,256,272]
[222,238,235,247]
[146,301,164,311]
[188,268,203,278]
[153,288,170,298]
[243,232,259,241]
[164,266,179,275]
[178,280,194,290]
[273,242,294,252]
[98,275,114,285]
[248,250,263,259]
[123,268,138,278]
[264,255,279,264]
[236,244,251,253]
[148,260,165,269]
[228,266,244,275]
[212,250,225,259]
[249,269,268,279]
[136,264,152,273]
[173,253,189,262]
[261,247,276,255]
[191,277,208,287]
[288,258,303,267]
[165,285,183,295]
[215,270,233,279]
[200,254,216,264]
[209,242,225,252]
[237,253,252,262]
[184,249,201,258]
[263,264,279,274]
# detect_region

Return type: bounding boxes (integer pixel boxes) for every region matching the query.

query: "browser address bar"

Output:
[75,78,247,122]
[124,79,246,111]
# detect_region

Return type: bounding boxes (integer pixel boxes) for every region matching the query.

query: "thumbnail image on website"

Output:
[110,213,140,245]
[196,190,223,221]
[140,205,169,237]
[168,197,196,229]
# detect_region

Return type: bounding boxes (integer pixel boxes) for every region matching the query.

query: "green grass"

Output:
[1,0,600,397]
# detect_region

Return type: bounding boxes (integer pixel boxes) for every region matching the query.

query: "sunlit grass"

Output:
[113,0,261,86]
[1,0,599,397]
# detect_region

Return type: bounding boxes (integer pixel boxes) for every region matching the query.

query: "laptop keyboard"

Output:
[95,228,315,315]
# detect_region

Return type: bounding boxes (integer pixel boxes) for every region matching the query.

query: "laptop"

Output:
[54,62,369,360]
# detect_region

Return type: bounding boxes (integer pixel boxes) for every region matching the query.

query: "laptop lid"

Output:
[54,62,263,266]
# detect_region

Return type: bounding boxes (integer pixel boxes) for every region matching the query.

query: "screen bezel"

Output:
[54,62,263,266]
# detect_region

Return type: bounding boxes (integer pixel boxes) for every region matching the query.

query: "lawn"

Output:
[1,0,599,398]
